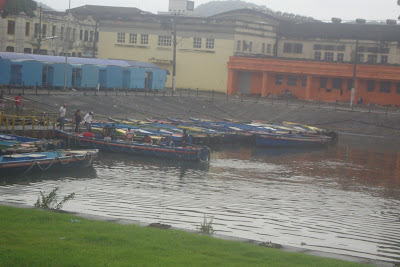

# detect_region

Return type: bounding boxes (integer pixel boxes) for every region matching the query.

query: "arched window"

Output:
[6,46,14,52]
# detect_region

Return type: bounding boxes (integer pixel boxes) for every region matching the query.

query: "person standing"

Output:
[14,93,22,115]
[73,109,82,133]
[58,103,67,130]
[83,111,93,132]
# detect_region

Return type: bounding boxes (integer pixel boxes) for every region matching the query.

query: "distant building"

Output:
[158,0,196,16]
[0,7,98,57]
[69,5,400,105]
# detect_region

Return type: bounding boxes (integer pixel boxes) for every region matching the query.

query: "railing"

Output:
[0,111,58,131]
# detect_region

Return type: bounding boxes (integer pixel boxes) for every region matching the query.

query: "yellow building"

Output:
[0,7,97,57]
[70,5,400,93]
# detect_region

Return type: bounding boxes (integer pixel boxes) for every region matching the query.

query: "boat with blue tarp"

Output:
[56,130,210,162]
[0,149,98,175]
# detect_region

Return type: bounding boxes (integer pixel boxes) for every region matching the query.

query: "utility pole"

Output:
[63,0,71,90]
[350,39,359,107]
[37,6,42,54]
[172,15,177,92]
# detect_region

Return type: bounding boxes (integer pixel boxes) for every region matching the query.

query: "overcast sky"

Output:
[40,0,399,21]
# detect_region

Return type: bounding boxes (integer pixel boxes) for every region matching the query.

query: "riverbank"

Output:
[5,89,399,138]
[0,204,367,266]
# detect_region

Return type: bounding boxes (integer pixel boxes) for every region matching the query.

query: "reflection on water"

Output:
[0,137,399,263]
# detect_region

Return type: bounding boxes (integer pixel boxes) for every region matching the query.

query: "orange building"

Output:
[227,56,400,106]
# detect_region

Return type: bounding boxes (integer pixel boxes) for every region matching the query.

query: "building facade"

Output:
[0,7,98,57]
[68,5,400,105]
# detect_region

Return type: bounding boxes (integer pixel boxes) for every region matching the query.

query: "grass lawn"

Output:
[0,205,365,266]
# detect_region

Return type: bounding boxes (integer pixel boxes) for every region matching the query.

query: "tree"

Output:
[1,0,37,18]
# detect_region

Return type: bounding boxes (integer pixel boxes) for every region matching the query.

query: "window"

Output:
[267,44,272,54]
[7,20,15,35]
[78,52,82,57]
[283,43,292,53]
[261,43,265,54]
[158,35,171,46]
[332,78,343,89]
[366,80,375,92]
[60,27,64,40]
[236,40,241,51]
[323,45,335,51]
[275,74,283,85]
[90,31,93,41]
[206,38,214,49]
[249,42,252,52]
[293,43,303,53]
[381,55,388,64]
[337,45,346,51]
[367,55,377,64]
[95,32,99,42]
[6,46,14,52]
[324,52,334,61]
[193,37,202,48]
[301,76,307,87]
[397,83,400,94]
[347,79,353,91]
[52,25,56,37]
[117,32,125,43]
[80,30,83,40]
[320,77,328,88]
[24,48,32,54]
[25,22,30,36]
[242,40,246,51]
[313,44,322,50]
[287,75,297,86]
[129,33,137,44]
[380,81,391,93]
[141,34,149,44]
[337,53,344,62]
[314,51,321,60]
[357,54,364,63]
[34,23,39,38]
[42,24,47,37]
[84,30,89,41]
[72,28,76,41]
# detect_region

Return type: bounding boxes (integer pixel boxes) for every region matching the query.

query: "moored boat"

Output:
[56,130,210,162]
[255,132,333,147]
[0,149,98,175]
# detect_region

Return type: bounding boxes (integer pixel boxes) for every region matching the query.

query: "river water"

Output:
[1,135,400,263]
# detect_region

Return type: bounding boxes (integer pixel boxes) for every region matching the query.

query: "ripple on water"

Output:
[0,144,400,262]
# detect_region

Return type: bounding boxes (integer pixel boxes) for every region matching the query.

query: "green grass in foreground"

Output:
[0,206,365,266]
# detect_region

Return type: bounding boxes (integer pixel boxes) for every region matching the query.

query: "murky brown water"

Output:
[1,135,400,263]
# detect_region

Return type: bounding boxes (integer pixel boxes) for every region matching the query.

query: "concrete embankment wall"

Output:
[10,90,400,138]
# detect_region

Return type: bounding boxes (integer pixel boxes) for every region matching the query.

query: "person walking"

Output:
[14,93,22,115]
[58,103,67,130]
[73,109,82,133]
[83,111,93,132]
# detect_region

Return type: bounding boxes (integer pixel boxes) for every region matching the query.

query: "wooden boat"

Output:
[56,130,210,162]
[0,149,98,175]
[255,132,333,147]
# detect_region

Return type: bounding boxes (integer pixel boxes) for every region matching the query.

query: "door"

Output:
[72,68,82,87]
[145,71,153,89]
[238,72,251,94]
[99,69,107,88]
[122,70,131,89]
[42,65,54,86]
[10,64,23,85]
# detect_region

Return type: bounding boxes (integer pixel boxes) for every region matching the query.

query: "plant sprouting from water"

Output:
[34,187,75,210]
[198,214,215,234]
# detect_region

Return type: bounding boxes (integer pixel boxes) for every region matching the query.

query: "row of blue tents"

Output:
[0,52,168,90]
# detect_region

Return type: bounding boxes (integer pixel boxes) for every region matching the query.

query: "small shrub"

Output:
[34,187,75,210]
[198,214,215,234]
